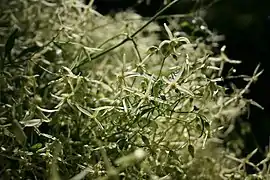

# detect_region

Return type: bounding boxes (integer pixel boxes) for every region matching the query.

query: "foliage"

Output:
[0,0,268,179]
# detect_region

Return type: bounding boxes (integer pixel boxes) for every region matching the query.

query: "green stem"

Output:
[72,0,180,70]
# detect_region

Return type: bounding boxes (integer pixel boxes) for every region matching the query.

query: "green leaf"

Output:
[16,45,42,59]
[246,148,258,160]
[204,121,210,132]
[180,21,191,28]
[140,107,154,117]
[69,168,92,180]
[188,144,195,158]
[40,133,56,140]
[37,106,60,113]
[76,103,104,129]
[150,121,158,130]
[175,85,194,96]
[91,80,113,92]
[4,28,19,63]
[141,135,150,146]
[152,80,163,97]
[91,106,114,111]
[20,119,42,127]
[198,116,205,138]
[248,99,264,110]
[11,119,27,146]
[30,143,43,150]
[75,103,92,117]
[164,23,174,40]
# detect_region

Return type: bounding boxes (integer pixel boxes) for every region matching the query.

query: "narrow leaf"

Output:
[188,144,195,158]
[198,116,205,138]
[30,143,43,150]
[69,168,92,180]
[20,119,42,127]
[75,103,92,117]
[176,85,194,96]
[16,45,42,58]
[5,28,19,63]
[37,106,60,113]
[141,135,150,146]
[11,119,27,146]
[164,23,173,40]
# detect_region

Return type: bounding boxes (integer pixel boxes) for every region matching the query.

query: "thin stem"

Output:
[130,0,180,39]
[158,57,166,79]
[72,0,180,70]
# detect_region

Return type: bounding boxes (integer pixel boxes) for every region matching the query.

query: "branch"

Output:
[72,0,181,70]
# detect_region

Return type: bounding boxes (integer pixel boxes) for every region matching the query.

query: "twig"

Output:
[72,0,181,70]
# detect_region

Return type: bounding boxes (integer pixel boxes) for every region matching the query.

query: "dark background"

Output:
[86,0,270,172]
